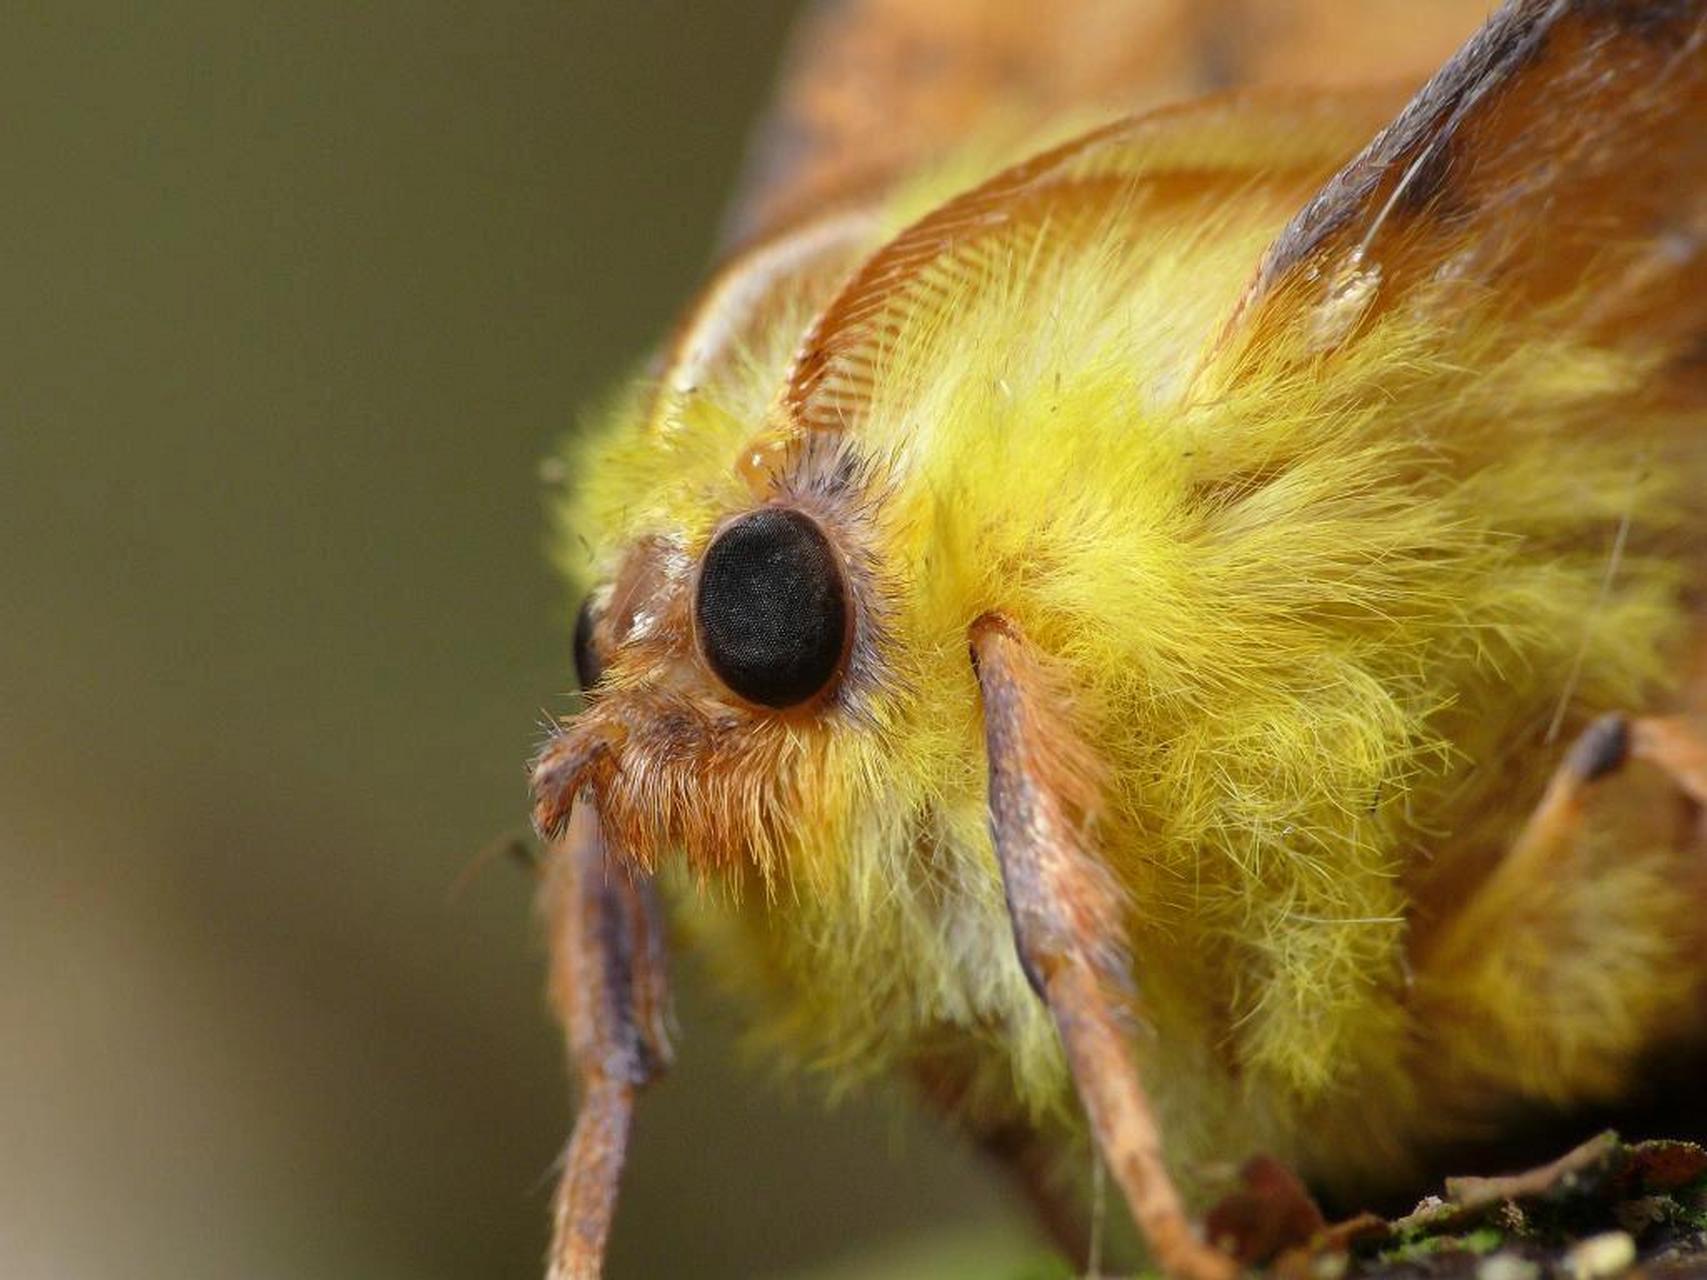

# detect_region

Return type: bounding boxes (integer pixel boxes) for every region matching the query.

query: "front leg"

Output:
[541,794,673,1280]
[970,614,1240,1280]
[1421,711,1707,981]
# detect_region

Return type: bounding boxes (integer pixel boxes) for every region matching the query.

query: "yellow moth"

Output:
[530,1,1707,1275]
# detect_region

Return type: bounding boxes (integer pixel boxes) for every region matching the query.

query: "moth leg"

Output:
[1456,714,1707,940]
[910,1058,1092,1269]
[542,795,673,1280]
[1630,716,1707,817]
[969,613,1239,1280]
[1417,712,1707,998]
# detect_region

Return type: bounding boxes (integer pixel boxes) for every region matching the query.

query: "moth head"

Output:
[533,424,899,882]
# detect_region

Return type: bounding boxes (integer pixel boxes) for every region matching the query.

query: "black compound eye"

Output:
[695,508,849,708]
[573,596,602,692]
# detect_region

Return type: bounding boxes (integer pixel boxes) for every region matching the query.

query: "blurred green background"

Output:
[0,4,1038,1276]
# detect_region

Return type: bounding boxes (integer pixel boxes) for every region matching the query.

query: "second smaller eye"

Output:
[573,597,602,692]
[695,508,849,709]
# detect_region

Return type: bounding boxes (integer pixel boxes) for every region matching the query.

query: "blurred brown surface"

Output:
[0,4,1008,1277]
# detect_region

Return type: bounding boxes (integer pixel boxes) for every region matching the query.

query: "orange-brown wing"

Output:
[776,89,1406,441]
[1229,0,1706,366]
[722,0,1498,248]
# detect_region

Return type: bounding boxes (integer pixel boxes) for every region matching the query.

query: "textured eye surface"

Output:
[572,596,602,692]
[696,507,848,708]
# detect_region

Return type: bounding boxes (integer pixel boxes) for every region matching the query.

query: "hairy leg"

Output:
[970,613,1239,1280]
[1411,709,1707,1122]
[1432,713,1707,967]
[541,796,673,1280]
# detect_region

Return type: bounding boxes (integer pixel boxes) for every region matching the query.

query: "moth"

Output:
[530,1,1707,1275]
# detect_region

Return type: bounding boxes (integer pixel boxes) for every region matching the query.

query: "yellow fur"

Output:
[550,117,1706,1204]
